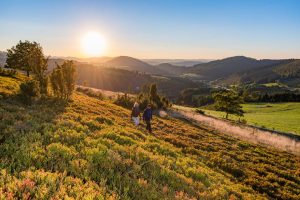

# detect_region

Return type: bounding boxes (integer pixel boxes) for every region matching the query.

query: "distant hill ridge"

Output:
[218,59,300,87]
[1,51,299,87]
[104,56,152,70]
[188,56,286,80]
[103,56,186,76]
[142,58,210,66]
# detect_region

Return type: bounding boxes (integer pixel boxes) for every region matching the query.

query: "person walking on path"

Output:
[131,102,141,126]
[143,104,153,133]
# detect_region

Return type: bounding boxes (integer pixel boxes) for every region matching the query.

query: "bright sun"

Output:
[81,32,106,57]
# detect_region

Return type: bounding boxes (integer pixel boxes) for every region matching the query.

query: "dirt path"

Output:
[169,109,300,156]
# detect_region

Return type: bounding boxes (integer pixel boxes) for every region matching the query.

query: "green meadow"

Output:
[200,103,300,135]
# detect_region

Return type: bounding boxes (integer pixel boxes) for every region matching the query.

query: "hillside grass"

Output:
[0,73,27,97]
[0,75,300,199]
[197,103,300,135]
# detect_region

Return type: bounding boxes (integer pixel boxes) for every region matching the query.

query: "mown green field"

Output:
[199,103,300,135]
[0,74,300,199]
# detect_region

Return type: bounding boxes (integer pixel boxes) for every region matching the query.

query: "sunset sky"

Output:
[0,0,299,59]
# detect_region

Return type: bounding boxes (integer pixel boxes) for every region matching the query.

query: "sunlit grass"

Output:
[0,74,27,97]
[199,103,300,135]
[0,75,299,199]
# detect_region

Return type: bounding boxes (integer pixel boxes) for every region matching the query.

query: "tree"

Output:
[30,49,49,95]
[6,41,49,97]
[6,41,46,77]
[138,83,169,109]
[49,69,59,97]
[61,61,76,99]
[50,65,64,98]
[150,83,158,99]
[50,60,76,99]
[213,90,244,119]
[150,83,161,107]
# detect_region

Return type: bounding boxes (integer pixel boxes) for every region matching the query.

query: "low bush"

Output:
[114,93,135,109]
[19,79,40,105]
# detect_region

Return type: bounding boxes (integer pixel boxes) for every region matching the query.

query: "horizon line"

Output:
[1,50,299,61]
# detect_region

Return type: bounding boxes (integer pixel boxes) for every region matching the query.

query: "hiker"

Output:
[143,104,153,133]
[131,102,141,126]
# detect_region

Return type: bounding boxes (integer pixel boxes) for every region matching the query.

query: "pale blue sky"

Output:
[0,0,299,59]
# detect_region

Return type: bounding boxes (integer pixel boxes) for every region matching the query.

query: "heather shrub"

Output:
[0,169,115,199]
[19,79,40,105]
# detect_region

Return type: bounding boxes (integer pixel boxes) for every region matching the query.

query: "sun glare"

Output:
[81,32,106,57]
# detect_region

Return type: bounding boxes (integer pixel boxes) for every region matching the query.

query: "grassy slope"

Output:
[0,74,27,97]
[199,103,300,135]
[0,75,299,199]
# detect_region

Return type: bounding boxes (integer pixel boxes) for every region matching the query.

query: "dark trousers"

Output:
[145,120,152,132]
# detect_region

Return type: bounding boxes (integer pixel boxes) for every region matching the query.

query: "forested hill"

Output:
[0,53,186,76]
[187,56,285,80]
[2,52,300,88]
[75,64,197,99]
[0,74,299,199]
[104,56,185,76]
[104,56,154,72]
[217,59,300,86]
[47,59,198,99]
